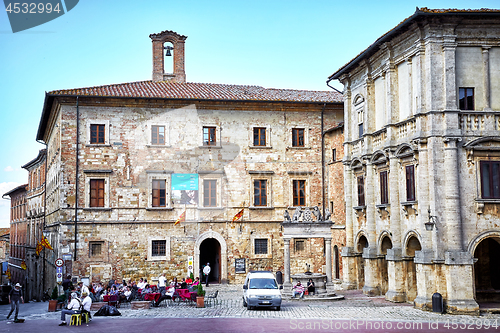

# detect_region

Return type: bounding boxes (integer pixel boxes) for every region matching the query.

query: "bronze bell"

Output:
[165,46,173,56]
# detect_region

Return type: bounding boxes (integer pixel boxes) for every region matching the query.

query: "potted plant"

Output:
[196,282,205,308]
[48,287,59,312]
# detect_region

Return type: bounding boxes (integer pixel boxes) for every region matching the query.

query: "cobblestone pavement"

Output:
[2,284,500,324]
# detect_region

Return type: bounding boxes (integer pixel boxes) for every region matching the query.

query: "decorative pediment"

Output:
[463,137,500,150]
[353,94,365,106]
[395,143,415,158]
[370,150,388,165]
[350,158,364,170]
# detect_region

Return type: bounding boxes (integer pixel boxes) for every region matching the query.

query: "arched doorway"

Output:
[194,230,228,284]
[404,235,421,302]
[474,237,500,302]
[379,236,393,295]
[199,238,221,284]
[356,235,368,289]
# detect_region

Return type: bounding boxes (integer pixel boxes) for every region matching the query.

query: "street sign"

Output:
[188,256,193,274]
[55,258,64,267]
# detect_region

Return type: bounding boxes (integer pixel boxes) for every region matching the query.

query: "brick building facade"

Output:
[21,149,47,300]
[35,30,345,288]
[2,184,27,290]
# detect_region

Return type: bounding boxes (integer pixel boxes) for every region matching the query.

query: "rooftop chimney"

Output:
[149,30,187,83]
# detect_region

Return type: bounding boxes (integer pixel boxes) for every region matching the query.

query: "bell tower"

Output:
[149,30,187,83]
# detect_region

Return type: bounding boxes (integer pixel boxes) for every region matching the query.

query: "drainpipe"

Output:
[326,78,342,94]
[74,97,79,261]
[36,139,47,297]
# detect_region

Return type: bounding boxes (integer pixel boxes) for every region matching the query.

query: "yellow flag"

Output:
[175,210,186,225]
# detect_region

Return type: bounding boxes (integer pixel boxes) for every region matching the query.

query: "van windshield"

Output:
[249,278,278,289]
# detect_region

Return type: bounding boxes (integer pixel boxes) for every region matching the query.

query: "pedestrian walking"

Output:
[7,283,24,321]
[203,262,211,287]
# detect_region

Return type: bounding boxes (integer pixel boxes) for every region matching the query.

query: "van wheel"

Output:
[243,299,247,307]
[275,306,281,311]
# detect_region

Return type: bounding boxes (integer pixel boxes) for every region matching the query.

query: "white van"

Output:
[242,271,282,311]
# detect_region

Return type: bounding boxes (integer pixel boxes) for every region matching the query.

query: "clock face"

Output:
[55,258,64,267]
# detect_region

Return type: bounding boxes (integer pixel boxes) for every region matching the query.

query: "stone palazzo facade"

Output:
[35,30,345,288]
[329,8,500,314]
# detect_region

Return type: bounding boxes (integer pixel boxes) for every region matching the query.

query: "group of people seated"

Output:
[152,274,201,307]
[58,291,92,326]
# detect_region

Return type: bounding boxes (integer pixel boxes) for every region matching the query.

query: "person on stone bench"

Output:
[307,279,315,296]
[292,281,305,298]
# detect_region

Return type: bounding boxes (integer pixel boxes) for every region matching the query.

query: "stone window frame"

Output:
[464,140,500,213]
[146,121,171,147]
[83,171,111,209]
[249,171,274,209]
[146,171,173,210]
[86,119,110,146]
[198,172,224,209]
[354,94,365,139]
[250,234,272,259]
[287,172,311,208]
[147,236,170,261]
[249,125,272,149]
[200,124,222,148]
[459,87,475,111]
[89,240,106,258]
[397,149,418,216]
[288,125,310,149]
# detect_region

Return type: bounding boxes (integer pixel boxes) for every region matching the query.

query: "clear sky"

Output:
[0,0,498,227]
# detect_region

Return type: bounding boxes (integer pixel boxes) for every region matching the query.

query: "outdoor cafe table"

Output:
[173,289,196,302]
[143,292,161,302]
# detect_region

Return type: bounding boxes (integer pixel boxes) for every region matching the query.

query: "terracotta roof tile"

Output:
[49,81,342,103]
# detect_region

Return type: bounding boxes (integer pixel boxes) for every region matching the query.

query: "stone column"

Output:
[442,138,478,313]
[483,46,491,111]
[362,162,380,296]
[283,238,291,289]
[444,138,462,251]
[325,238,334,292]
[443,36,457,110]
[385,153,405,302]
[342,165,357,289]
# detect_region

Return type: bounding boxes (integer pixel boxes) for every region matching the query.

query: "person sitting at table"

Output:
[170,277,179,288]
[137,278,146,289]
[192,277,200,286]
[123,286,132,302]
[110,286,119,296]
[180,278,188,289]
[186,276,193,284]
[142,284,153,294]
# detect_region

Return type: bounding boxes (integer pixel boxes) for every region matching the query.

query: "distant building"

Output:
[21,149,46,300]
[0,228,10,284]
[329,8,500,314]
[35,30,345,288]
[2,184,27,289]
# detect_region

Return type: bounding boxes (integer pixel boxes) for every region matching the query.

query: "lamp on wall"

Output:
[425,209,438,231]
[164,45,173,56]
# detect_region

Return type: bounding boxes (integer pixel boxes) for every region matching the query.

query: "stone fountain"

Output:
[290,264,335,296]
